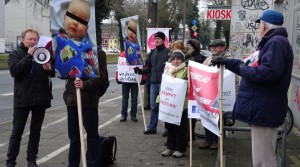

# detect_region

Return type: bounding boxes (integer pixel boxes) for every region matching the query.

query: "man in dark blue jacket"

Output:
[134,32,170,134]
[212,10,293,167]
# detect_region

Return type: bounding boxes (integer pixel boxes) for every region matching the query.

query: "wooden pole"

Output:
[187,63,192,167]
[189,118,192,167]
[136,72,147,131]
[219,65,224,167]
[75,82,87,167]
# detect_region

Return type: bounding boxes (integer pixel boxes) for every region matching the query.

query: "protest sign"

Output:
[50,0,98,79]
[158,74,187,125]
[117,57,142,83]
[188,63,236,118]
[146,28,170,53]
[188,61,220,136]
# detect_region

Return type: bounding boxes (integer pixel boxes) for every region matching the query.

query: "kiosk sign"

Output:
[206,5,231,20]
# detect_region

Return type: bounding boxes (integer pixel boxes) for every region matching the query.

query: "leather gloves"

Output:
[211,56,228,67]
[240,59,251,68]
[134,67,143,74]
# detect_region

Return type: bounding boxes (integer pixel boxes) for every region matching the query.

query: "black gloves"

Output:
[134,67,143,74]
[240,59,251,68]
[211,56,227,67]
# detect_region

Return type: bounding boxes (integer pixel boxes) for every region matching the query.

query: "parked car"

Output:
[113,49,120,53]
[107,48,114,53]
[5,47,12,53]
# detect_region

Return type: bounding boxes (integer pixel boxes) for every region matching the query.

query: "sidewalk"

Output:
[99,105,300,167]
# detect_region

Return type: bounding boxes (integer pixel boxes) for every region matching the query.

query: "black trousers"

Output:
[67,106,100,167]
[165,113,188,152]
[6,105,46,166]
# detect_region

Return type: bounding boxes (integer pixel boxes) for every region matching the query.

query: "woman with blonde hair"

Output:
[169,40,188,53]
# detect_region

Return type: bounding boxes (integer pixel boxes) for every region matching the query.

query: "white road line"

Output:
[37,103,142,165]
[99,96,121,106]
[36,114,122,165]
[1,93,13,96]
[0,105,67,126]
[0,96,122,148]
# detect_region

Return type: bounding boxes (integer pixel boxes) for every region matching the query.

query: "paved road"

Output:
[0,65,300,167]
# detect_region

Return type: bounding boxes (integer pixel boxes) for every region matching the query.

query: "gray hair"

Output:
[262,21,283,30]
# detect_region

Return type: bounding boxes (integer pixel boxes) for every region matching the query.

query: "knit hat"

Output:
[127,19,137,34]
[155,31,166,41]
[170,50,185,62]
[187,39,200,51]
[209,39,226,47]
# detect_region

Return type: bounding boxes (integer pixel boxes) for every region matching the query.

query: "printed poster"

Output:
[147,28,170,53]
[158,74,187,125]
[188,61,220,136]
[120,16,143,66]
[50,0,99,79]
[188,64,236,119]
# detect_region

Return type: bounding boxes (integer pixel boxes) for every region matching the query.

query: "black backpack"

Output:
[99,136,117,166]
[97,49,110,97]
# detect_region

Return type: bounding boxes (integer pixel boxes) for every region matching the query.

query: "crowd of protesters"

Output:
[5,9,293,167]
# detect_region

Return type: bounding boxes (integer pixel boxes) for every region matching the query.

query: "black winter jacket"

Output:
[143,44,169,84]
[8,43,55,109]
[186,50,206,64]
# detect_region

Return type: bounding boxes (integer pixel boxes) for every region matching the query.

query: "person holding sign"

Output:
[199,39,228,150]
[134,32,170,134]
[52,0,103,166]
[185,39,206,140]
[160,50,188,158]
[119,51,139,122]
[211,10,293,167]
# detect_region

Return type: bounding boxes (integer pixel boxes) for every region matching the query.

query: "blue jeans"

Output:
[121,83,138,118]
[147,83,160,131]
[67,106,100,167]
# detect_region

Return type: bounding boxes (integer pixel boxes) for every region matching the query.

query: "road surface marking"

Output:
[0,96,122,148]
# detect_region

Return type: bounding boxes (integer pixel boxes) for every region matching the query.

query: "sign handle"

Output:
[75,79,87,167]
[219,65,224,167]
[135,72,147,131]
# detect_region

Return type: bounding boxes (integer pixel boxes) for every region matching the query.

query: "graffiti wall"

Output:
[230,0,274,59]
[286,0,300,129]
[291,2,300,78]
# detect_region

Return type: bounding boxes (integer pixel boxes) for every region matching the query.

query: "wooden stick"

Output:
[189,118,192,167]
[187,63,192,167]
[136,72,147,131]
[218,65,224,167]
[76,85,87,167]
